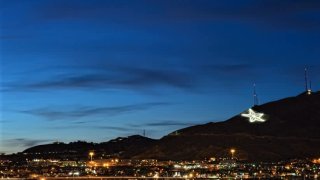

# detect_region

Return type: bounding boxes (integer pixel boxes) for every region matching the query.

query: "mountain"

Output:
[98,135,157,158]
[18,91,320,162]
[22,135,157,160]
[136,91,320,161]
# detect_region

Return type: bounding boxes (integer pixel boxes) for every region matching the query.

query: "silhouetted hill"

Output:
[20,92,320,162]
[23,135,157,160]
[23,141,95,154]
[98,135,157,158]
[178,91,320,137]
[136,91,320,161]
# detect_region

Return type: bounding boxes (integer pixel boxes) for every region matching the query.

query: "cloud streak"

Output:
[19,102,170,120]
[45,124,136,133]
[92,126,135,132]
[3,63,265,94]
[5,66,194,93]
[31,0,320,31]
[3,138,52,148]
[144,121,197,127]
[130,120,199,127]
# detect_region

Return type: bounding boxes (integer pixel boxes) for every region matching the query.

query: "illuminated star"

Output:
[241,108,266,123]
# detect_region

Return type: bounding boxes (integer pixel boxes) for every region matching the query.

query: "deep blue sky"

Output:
[1,0,320,154]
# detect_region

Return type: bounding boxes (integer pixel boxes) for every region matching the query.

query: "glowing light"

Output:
[307,89,312,95]
[312,158,320,164]
[189,173,193,178]
[89,151,94,161]
[230,149,236,159]
[241,108,266,123]
[153,172,159,178]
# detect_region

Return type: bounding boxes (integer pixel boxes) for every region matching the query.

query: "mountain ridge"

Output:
[135,91,320,161]
[21,135,157,160]
[18,91,320,161]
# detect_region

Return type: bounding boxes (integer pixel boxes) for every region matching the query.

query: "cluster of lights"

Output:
[307,89,312,95]
[312,158,320,164]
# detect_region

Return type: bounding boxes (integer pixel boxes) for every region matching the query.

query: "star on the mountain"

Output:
[241,108,266,123]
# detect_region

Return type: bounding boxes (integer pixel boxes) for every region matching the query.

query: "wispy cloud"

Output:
[92,126,135,132]
[144,121,197,127]
[19,102,171,120]
[202,64,254,76]
[130,120,200,127]
[32,0,320,31]
[0,120,9,123]
[45,124,136,133]
[3,138,52,148]
[4,66,194,93]
[3,63,262,94]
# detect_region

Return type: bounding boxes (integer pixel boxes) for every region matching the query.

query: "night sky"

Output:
[1,0,320,154]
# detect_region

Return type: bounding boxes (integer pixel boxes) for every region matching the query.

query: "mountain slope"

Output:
[20,92,320,161]
[137,91,320,161]
[23,135,157,160]
[179,91,320,137]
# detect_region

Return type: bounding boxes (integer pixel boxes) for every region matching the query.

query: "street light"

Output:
[230,148,236,159]
[89,151,94,161]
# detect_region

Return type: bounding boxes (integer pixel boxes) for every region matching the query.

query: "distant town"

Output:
[1,150,320,179]
[3,0,320,179]
[2,91,320,179]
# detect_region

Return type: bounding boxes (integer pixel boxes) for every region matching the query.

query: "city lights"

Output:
[2,0,319,179]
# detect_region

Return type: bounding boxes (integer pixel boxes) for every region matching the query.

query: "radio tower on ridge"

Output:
[253,83,259,106]
[305,67,312,95]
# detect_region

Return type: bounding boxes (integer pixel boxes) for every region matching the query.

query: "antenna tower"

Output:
[305,67,308,92]
[253,83,259,106]
[305,67,312,95]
